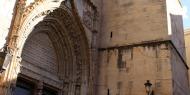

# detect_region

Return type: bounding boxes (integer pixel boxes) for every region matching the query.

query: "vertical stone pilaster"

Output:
[90,30,98,95]
[0,50,21,95]
[0,0,26,93]
[58,83,65,95]
[36,81,43,95]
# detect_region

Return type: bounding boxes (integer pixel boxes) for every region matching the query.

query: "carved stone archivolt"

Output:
[4,1,92,95]
[82,0,98,30]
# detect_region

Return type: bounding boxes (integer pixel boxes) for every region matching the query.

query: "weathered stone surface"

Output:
[0,0,189,95]
[0,0,17,49]
[97,43,173,95]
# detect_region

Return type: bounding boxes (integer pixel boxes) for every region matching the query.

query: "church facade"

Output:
[0,0,189,95]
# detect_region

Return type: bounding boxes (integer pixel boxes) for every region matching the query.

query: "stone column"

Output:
[36,81,43,95]
[58,86,65,95]
[63,82,69,95]
[0,0,25,95]
[90,30,98,95]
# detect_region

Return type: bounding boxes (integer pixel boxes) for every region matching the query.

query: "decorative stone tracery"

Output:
[2,0,92,95]
[82,0,98,30]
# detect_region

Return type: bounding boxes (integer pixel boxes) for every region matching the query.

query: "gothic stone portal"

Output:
[12,3,91,95]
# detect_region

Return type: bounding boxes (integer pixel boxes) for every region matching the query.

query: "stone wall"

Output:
[21,32,61,89]
[0,0,94,95]
[170,14,185,59]
[100,0,168,48]
[166,0,186,59]
[96,1,189,94]
[97,42,173,95]
[0,0,189,95]
[170,44,190,95]
[74,0,101,48]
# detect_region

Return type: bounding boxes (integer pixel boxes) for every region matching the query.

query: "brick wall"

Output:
[97,43,173,95]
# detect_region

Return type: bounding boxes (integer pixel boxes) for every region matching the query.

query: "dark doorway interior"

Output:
[42,86,58,95]
[14,78,34,95]
[14,77,58,95]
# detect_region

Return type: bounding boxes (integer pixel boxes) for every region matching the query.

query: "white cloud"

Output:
[182,6,189,19]
[26,0,35,6]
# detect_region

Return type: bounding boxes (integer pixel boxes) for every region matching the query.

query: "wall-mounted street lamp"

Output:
[144,80,154,95]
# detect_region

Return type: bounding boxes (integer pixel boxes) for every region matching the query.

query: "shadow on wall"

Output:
[170,14,186,60]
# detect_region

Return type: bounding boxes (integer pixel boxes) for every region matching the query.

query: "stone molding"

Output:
[1,1,92,95]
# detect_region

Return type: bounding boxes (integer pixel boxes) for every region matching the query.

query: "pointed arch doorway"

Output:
[11,1,91,95]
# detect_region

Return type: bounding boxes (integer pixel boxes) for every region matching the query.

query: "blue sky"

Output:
[181,0,190,29]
